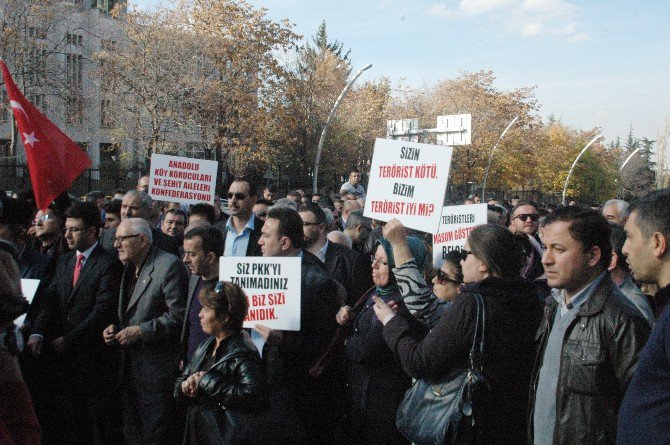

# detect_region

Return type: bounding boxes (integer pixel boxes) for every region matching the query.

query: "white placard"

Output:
[219,256,301,331]
[148,154,218,205]
[432,204,488,268]
[364,138,453,234]
[14,279,40,326]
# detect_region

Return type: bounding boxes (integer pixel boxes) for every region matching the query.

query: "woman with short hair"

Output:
[175,281,264,445]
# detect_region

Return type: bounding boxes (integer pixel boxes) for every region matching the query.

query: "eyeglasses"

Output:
[254,211,267,218]
[435,268,461,285]
[514,213,539,222]
[64,226,86,234]
[302,222,320,227]
[113,234,141,244]
[370,255,388,266]
[32,214,54,225]
[227,192,248,200]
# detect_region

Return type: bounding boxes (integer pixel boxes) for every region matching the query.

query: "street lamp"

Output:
[312,64,372,193]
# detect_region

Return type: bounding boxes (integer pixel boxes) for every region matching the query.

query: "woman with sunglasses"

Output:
[175,281,265,444]
[374,224,543,444]
[377,219,459,329]
[338,235,428,444]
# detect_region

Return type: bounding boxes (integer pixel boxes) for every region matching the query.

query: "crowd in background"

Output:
[2,167,670,445]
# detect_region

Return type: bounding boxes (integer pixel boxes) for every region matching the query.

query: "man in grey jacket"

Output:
[103,218,188,445]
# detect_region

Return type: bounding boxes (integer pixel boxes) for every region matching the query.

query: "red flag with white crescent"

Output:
[1,59,91,210]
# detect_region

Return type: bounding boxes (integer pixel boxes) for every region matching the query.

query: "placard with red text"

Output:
[432,203,488,268]
[364,138,453,234]
[219,256,301,331]
[148,154,218,205]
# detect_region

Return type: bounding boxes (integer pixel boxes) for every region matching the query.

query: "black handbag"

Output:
[396,293,490,445]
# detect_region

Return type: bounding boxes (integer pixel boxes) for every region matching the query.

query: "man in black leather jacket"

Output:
[528,206,651,445]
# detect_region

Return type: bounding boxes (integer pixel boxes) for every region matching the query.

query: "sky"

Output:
[133,0,670,146]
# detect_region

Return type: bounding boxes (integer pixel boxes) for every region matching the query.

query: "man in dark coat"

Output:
[27,201,123,444]
[255,206,342,444]
[529,206,650,445]
[299,203,372,305]
[181,225,223,361]
[618,190,670,444]
[103,217,188,445]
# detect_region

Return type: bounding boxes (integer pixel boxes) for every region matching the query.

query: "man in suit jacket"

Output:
[28,202,123,444]
[181,225,223,361]
[256,206,342,444]
[222,177,263,257]
[100,190,180,256]
[299,203,373,305]
[103,218,188,445]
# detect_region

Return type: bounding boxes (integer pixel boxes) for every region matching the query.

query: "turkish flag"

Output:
[1,60,91,210]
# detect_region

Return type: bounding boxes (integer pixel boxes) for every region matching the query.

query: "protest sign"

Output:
[148,154,218,205]
[432,203,488,268]
[15,278,40,327]
[219,257,301,331]
[364,138,453,234]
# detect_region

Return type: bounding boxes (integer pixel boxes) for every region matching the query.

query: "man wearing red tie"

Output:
[27,201,123,444]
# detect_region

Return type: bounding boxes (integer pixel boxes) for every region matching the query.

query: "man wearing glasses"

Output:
[223,178,263,257]
[509,201,541,237]
[103,217,188,445]
[28,201,123,444]
[509,201,546,283]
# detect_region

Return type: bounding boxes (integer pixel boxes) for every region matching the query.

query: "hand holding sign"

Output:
[382,219,413,267]
[253,324,283,346]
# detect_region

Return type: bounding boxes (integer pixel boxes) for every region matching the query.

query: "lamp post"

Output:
[562,133,604,205]
[312,63,372,194]
[481,116,519,201]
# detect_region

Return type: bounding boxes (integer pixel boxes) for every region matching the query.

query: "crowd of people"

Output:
[1,166,670,445]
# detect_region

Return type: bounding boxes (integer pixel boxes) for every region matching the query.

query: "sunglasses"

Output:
[514,213,539,222]
[32,214,55,225]
[254,211,268,218]
[214,281,225,293]
[435,268,461,285]
[227,192,248,200]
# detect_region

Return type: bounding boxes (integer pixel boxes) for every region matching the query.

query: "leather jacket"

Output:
[528,276,651,444]
[175,331,264,411]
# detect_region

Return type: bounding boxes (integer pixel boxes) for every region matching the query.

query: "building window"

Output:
[100,99,115,128]
[66,32,83,46]
[66,53,84,90]
[28,27,47,40]
[66,95,83,125]
[101,39,116,51]
[28,48,47,87]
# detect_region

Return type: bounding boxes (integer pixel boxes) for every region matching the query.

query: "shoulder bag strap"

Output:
[469,293,486,372]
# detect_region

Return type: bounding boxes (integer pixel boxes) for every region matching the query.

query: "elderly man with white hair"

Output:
[100,191,180,256]
[602,199,630,225]
[103,218,188,445]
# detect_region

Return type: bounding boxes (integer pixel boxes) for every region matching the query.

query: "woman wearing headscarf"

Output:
[374,224,543,444]
[338,236,428,444]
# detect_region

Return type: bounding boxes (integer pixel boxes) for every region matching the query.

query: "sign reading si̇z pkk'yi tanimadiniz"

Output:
[148,154,218,205]
[219,256,301,331]
[364,138,453,234]
[432,203,488,269]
